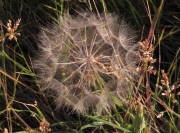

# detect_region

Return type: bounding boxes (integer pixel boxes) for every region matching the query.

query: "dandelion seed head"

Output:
[33,11,139,114]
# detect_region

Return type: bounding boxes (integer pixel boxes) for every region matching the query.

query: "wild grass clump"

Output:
[33,11,139,114]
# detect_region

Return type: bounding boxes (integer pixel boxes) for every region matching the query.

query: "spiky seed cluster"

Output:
[0,19,21,42]
[33,12,139,114]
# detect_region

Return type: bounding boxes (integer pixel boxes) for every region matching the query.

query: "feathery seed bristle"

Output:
[33,11,139,114]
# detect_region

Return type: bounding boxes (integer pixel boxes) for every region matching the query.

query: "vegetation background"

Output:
[0,0,180,132]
